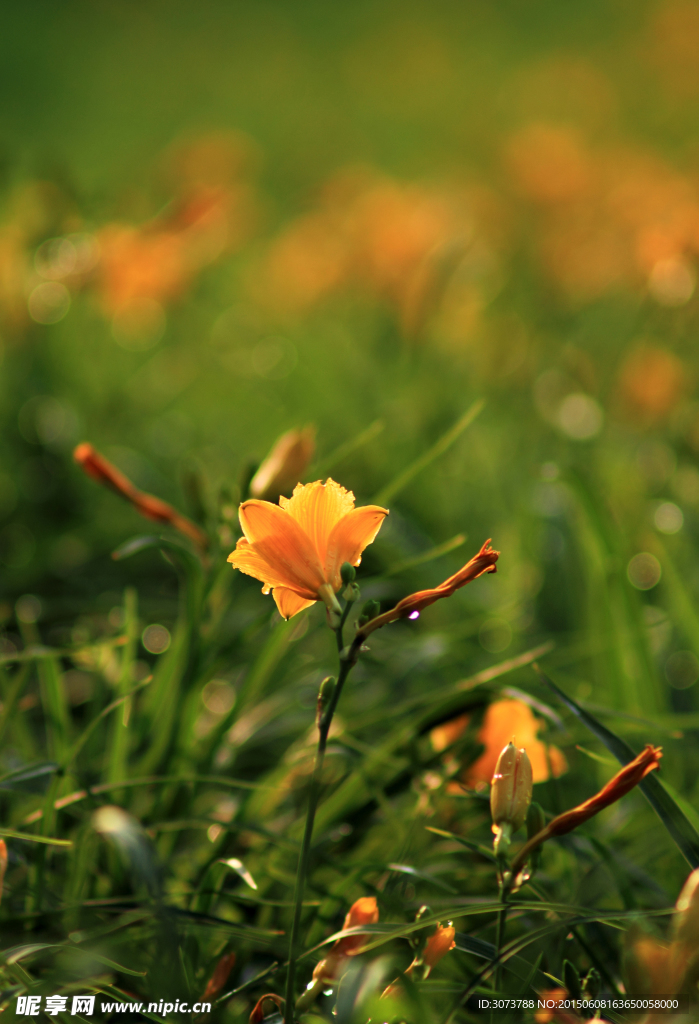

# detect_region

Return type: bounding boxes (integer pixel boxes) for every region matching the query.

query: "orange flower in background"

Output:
[228,479,388,619]
[312,897,379,984]
[249,993,284,1022]
[74,442,208,552]
[359,540,499,638]
[249,426,316,501]
[422,924,456,972]
[617,343,687,423]
[431,698,567,788]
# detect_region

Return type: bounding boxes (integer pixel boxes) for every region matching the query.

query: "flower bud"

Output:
[423,923,456,973]
[316,676,336,728]
[582,968,600,1000]
[490,742,533,833]
[672,868,699,947]
[340,562,356,584]
[358,599,381,626]
[249,426,315,501]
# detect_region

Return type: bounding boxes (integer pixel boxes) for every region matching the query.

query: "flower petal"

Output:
[281,479,356,566]
[228,537,315,596]
[238,499,326,594]
[272,587,316,620]
[324,505,388,588]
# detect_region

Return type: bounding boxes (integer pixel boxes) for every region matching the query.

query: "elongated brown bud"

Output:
[201,952,236,1002]
[511,745,662,878]
[358,540,499,638]
[74,442,208,551]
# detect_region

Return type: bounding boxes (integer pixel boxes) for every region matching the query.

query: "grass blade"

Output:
[373,399,484,506]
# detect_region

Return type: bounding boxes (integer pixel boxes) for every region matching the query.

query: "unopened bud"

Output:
[341,562,356,585]
[342,582,360,603]
[358,599,381,626]
[672,867,699,947]
[582,968,600,1000]
[422,923,456,972]
[490,742,533,834]
[563,961,582,1000]
[317,676,336,727]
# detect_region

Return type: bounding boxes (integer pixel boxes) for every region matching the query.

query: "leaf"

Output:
[218,857,258,890]
[387,862,457,893]
[425,826,496,862]
[0,762,59,789]
[0,829,71,846]
[373,399,485,506]
[535,665,699,869]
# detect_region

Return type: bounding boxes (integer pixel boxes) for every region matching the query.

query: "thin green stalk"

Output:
[283,632,359,1023]
[494,885,509,993]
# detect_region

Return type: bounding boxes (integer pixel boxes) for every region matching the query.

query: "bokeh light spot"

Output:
[556,393,603,440]
[654,501,683,534]
[15,594,41,624]
[665,650,699,689]
[627,552,662,590]
[28,282,70,324]
[141,624,171,654]
[648,257,696,306]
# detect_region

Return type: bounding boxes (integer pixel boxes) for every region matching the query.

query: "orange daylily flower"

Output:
[228,479,388,619]
[381,923,456,999]
[359,539,499,638]
[431,698,568,788]
[511,745,662,878]
[73,443,208,552]
[312,896,379,985]
[422,924,456,972]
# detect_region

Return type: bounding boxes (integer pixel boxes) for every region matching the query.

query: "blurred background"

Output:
[3,0,699,719]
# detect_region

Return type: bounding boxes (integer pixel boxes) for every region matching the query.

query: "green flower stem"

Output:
[494,883,509,994]
[283,628,360,1023]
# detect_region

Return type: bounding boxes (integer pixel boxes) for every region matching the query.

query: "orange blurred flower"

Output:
[201,952,236,1002]
[228,479,388,620]
[511,745,662,878]
[431,698,567,789]
[312,897,379,984]
[624,867,699,1020]
[359,540,498,638]
[74,442,208,552]
[617,343,687,423]
[249,993,284,1022]
[422,923,456,972]
[382,923,456,999]
[534,988,584,1024]
[249,426,316,501]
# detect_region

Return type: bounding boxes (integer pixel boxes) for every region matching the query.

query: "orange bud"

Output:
[201,952,236,1002]
[490,742,533,833]
[359,540,499,637]
[312,896,379,983]
[511,745,662,877]
[249,426,315,501]
[423,924,456,971]
[74,442,208,551]
[249,993,284,1022]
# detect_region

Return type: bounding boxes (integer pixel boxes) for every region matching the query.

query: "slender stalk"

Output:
[283,640,356,1022]
[494,885,509,992]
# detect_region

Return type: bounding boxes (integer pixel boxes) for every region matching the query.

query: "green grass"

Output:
[2,0,699,1019]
